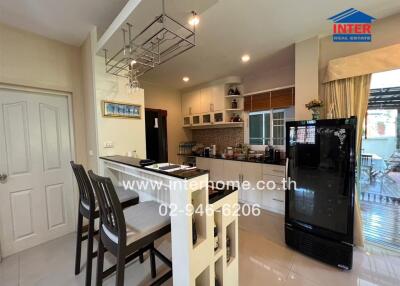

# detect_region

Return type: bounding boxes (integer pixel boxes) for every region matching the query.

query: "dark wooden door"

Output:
[145,108,168,163]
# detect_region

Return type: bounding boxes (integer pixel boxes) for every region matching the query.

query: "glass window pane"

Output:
[272,111,285,145]
[250,138,263,145]
[273,112,284,119]
[250,114,263,145]
[264,113,270,144]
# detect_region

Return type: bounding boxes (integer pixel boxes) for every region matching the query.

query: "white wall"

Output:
[142,81,191,164]
[94,56,146,158]
[80,29,99,170]
[295,36,319,120]
[0,22,87,165]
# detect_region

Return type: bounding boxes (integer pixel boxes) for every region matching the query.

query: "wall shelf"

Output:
[183,122,244,129]
[224,95,243,98]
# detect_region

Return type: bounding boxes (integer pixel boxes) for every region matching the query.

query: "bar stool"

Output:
[70,161,141,286]
[88,170,172,286]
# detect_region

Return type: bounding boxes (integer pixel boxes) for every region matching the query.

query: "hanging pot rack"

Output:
[103,0,197,81]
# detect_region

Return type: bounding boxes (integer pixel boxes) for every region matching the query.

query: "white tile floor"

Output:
[1,209,400,286]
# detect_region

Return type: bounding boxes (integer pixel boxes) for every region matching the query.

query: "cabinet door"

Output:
[222,160,242,183]
[261,174,285,214]
[200,87,212,113]
[209,159,224,181]
[191,90,202,114]
[241,162,263,204]
[181,93,191,116]
[222,161,242,199]
[210,85,225,112]
[196,157,210,171]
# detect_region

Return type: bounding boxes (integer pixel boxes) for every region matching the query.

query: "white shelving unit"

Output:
[181,77,245,129]
[101,159,239,286]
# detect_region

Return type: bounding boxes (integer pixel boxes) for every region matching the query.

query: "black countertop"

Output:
[100,155,209,180]
[193,154,285,166]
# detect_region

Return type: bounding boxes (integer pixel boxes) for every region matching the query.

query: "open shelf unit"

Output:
[215,256,224,286]
[192,187,207,249]
[189,181,238,286]
[181,77,245,129]
[226,220,237,267]
[195,266,210,286]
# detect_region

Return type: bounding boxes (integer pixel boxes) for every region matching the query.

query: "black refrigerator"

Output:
[285,118,357,270]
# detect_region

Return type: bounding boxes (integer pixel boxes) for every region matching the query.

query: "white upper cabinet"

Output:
[191,89,202,114]
[182,89,201,115]
[182,92,191,116]
[200,87,212,113]
[182,83,226,117]
[210,85,225,112]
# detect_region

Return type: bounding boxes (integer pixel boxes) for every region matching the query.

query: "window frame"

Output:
[248,108,287,149]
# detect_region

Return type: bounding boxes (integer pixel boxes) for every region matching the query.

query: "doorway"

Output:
[0,88,75,257]
[360,69,400,251]
[145,108,168,163]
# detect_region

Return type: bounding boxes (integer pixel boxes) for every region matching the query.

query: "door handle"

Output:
[0,173,8,183]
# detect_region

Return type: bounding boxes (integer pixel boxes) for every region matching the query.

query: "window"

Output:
[365,109,397,138]
[249,109,287,146]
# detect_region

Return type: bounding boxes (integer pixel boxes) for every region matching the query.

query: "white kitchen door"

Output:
[0,88,75,257]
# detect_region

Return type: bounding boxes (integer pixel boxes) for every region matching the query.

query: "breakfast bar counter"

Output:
[100,156,239,286]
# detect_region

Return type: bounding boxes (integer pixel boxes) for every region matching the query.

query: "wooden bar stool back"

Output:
[88,170,172,286]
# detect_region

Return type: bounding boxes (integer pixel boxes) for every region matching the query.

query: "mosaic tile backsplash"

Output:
[192,128,244,153]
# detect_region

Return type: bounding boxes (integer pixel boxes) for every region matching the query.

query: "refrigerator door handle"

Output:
[285,157,289,183]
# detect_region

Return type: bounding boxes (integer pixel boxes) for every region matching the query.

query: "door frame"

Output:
[0,83,78,259]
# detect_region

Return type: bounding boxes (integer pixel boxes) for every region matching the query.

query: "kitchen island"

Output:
[100,156,239,286]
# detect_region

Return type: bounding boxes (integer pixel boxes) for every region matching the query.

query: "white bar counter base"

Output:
[100,157,239,286]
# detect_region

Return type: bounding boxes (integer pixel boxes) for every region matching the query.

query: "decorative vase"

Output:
[311,107,321,120]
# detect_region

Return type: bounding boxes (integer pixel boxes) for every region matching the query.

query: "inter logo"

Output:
[328,8,376,42]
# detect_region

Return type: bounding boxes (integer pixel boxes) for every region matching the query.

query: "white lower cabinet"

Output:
[209,159,224,181]
[195,157,286,214]
[196,157,210,171]
[241,162,262,204]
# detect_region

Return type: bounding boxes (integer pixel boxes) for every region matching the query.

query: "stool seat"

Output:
[115,187,139,206]
[102,201,170,245]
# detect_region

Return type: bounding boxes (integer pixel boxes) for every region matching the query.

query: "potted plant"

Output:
[305,99,324,120]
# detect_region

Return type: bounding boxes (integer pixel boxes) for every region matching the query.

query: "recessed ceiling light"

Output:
[241,54,250,63]
[131,60,137,65]
[183,77,190,82]
[189,11,199,26]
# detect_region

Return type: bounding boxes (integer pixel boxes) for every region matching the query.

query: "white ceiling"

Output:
[1,0,400,90]
[103,0,400,90]
[0,0,129,45]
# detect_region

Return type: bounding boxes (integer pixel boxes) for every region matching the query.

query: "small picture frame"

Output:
[102,100,141,119]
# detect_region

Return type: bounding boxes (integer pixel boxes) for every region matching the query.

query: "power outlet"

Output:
[104,141,114,148]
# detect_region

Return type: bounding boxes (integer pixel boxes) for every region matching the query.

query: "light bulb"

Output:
[131,60,137,65]
[189,12,199,26]
[183,77,190,82]
[241,54,250,63]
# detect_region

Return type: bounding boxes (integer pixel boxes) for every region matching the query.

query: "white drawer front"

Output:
[262,164,285,177]
[262,174,285,191]
[261,189,285,214]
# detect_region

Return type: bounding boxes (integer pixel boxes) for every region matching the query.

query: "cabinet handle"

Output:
[189,107,192,115]
[210,103,214,112]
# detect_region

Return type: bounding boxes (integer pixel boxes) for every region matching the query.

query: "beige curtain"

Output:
[323,74,372,247]
[323,43,400,83]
